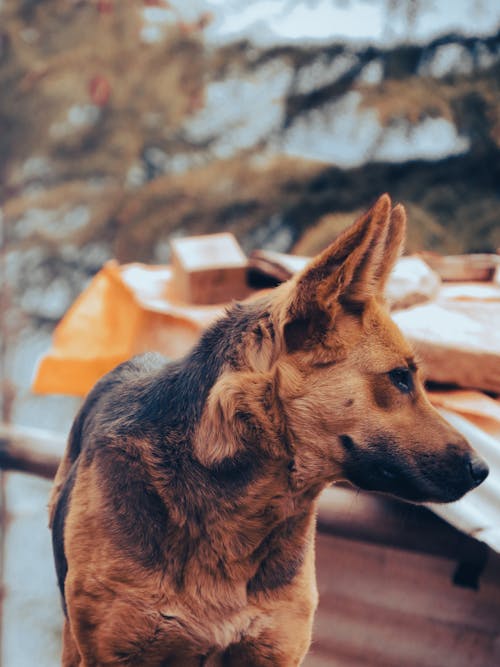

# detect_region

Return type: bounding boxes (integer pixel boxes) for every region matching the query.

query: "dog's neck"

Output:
[147,320,331,604]
[149,414,324,608]
[151,431,324,608]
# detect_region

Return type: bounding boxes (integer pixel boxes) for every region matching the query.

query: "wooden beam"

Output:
[0,424,64,479]
[317,486,487,564]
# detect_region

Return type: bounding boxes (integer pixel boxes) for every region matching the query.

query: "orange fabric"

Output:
[428,390,500,439]
[32,261,223,396]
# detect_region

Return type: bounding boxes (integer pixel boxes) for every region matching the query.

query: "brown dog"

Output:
[49,194,488,666]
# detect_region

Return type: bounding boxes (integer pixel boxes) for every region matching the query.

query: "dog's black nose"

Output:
[468,455,489,487]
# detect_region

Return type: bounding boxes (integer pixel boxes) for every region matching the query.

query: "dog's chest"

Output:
[154,600,265,654]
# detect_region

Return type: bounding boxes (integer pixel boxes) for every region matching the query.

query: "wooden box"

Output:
[171,233,249,305]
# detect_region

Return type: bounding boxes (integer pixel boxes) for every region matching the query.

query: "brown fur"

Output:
[49,194,488,666]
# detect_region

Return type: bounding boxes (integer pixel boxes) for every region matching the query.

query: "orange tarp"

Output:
[33,261,224,396]
[428,390,500,440]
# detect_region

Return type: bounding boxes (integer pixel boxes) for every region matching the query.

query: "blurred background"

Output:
[3,0,500,429]
[1,1,500,665]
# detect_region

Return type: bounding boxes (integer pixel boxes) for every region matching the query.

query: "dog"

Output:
[49,194,489,666]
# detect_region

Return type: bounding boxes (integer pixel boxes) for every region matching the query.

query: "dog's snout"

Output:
[467,454,489,487]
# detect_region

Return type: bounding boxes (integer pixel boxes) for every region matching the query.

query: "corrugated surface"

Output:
[429,408,500,552]
[307,532,500,667]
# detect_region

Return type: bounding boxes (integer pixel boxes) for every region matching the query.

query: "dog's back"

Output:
[50,352,170,605]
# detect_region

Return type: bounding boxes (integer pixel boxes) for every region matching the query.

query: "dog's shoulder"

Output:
[72,352,171,451]
[52,353,174,607]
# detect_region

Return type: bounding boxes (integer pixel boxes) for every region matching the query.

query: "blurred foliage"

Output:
[1,0,499,432]
[1,0,499,270]
[0,0,205,191]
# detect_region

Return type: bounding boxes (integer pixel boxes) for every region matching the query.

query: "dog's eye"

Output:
[388,367,413,393]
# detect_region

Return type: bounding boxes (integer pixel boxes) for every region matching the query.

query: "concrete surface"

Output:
[1,472,63,667]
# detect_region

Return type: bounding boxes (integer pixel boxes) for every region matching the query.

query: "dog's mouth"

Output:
[339,435,489,504]
[344,463,459,503]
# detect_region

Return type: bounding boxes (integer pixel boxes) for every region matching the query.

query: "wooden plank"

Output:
[312,595,499,667]
[418,253,500,282]
[0,424,64,478]
[311,533,500,667]
[305,646,379,667]
[315,533,500,633]
[317,486,486,562]
[304,648,360,667]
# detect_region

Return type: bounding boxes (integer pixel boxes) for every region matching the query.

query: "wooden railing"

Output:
[0,423,65,479]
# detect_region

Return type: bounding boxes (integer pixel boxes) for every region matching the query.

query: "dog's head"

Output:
[194,194,488,504]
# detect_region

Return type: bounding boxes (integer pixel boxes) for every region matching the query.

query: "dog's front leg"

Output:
[221,524,318,667]
[221,626,311,667]
[221,601,315,667]
[61,619,83,667]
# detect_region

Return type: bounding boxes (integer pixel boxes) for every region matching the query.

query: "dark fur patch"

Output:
[284,310,330,352]
[209,450,259,490]
[104,301,266,440]
[97,448,172,570]
[284,318,310,352]
[247,513,309,595]
[223,631,285,666]
[369,375,394,410]
[52,463,77,614]
[341,434,420,497]
[64,301,266,454]
[339,299,365,316]
[339,434,356,451]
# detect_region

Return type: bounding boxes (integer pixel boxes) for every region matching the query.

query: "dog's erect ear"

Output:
[281,194,405,351]
[372,202,406,292]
